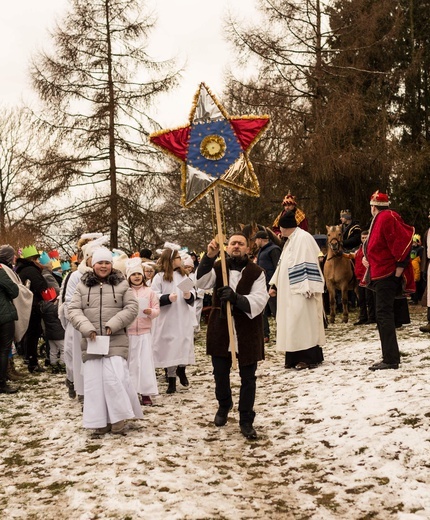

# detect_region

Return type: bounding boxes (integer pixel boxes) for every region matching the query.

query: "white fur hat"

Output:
[125,257,144,279]
[182,254,194,268]
[91,247,113,266]
[81,235,109,261]
[112,249,128,275]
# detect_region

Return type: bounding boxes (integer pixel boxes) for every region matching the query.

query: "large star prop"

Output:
[149,83,270,207]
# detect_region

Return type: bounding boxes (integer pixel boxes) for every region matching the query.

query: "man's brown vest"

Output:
[206,260,265,366]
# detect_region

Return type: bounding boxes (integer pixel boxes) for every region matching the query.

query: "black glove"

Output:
[392,275,403,297]
[217,286,237,304]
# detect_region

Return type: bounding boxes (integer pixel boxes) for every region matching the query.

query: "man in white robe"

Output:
[269,210,325,369]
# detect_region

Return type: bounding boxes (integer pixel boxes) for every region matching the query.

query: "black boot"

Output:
[65,378,76,399]
[419,322,430,333]
[176,366,189,387]
[166,377,176,394]
[214,404,233,427]
[0,381,18,394]
[28,363,45,374]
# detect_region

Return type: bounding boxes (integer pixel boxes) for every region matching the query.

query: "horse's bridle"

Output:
[327,236,344,258]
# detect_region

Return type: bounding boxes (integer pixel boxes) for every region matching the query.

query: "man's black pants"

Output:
[373,277,401,365]
[212,356,257,425]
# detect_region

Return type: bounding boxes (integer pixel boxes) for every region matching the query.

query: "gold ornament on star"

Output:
[200,134,226,161]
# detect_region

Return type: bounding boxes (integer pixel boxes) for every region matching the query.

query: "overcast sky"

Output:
[0,0,257,126]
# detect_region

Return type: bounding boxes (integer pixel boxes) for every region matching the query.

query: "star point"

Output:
[149,83,270,207]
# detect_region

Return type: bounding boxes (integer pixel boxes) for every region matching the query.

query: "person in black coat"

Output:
[15,247,48,373]
[40,296,65,372]
[340,210,362,252]
[0,265,19,393]
[254,230,281,342]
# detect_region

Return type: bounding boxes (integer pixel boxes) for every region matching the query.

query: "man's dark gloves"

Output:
[217,286,237,304]
[217,286,251,314]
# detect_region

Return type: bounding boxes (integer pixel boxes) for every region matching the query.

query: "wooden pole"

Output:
[213,185,238,370]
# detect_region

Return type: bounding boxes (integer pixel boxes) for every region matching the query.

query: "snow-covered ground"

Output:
[1,304,430,519]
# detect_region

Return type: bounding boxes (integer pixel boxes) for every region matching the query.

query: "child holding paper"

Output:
[68,247,142,435]
[126,257,160,406]
[151,246,196,394]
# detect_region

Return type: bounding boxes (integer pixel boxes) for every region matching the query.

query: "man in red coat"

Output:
[363,191,415,370]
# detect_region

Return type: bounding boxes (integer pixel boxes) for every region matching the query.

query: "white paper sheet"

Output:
[87,336,110,355]
[177,277,194,293]
[138,297,149,318]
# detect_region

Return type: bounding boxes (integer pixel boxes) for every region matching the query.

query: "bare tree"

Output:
[0,106,62,248]
[224,0,408,230]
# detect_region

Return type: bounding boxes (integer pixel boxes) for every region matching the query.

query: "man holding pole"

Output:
[196,233,268,439]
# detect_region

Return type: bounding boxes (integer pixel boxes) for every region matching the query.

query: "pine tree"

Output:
[31,0,178,247]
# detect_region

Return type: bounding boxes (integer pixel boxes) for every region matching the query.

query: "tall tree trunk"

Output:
[105,0,118,248]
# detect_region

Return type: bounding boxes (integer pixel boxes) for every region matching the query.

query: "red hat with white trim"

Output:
[370,190,390,207]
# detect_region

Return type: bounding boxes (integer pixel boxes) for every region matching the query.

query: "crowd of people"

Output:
[0,189,429,440]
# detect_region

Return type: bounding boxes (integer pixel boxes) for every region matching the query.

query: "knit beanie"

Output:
[91,248,113,266]
[125,257,144,279]
[279,210,297,229]
[0,245,15,265]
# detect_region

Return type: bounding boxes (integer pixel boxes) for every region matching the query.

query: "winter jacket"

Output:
[15,258,48,308]
[127,284,160,336]
[41,267,60,295]
[364,208,415,293]
[0,266,19,325]
[68,269,138,362]
[40,300,65,341]
[256,241,282,285]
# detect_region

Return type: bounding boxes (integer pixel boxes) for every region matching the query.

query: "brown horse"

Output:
[240,223,284,256]
[323,225,357,324]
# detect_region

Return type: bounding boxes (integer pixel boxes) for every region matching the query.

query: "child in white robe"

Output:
[151,246,196,394]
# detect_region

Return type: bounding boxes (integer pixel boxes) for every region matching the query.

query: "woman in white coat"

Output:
[68,248,142,434]
[59,234,108,400]
[151,247,196,394]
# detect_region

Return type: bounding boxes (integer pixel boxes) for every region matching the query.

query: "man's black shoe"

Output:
[240,423,258,439]
[0,382,19,394]
[214,405,232,427]
[369,362,399,371]
[353,319,368,326]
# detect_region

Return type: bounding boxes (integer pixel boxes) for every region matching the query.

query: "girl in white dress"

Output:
[151,247,196,394]
[126,258,160,406]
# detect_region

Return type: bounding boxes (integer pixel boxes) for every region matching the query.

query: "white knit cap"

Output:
[125,257,144,279]
[91,247,113,266]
